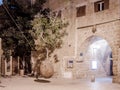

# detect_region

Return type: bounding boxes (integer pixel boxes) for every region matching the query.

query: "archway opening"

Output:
[79,36,113,82]
[88,38,113,76]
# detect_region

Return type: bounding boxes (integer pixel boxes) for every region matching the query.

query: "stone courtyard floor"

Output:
[0,76,120,90]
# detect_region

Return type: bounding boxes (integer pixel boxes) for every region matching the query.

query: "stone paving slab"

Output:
[0,76,120,90]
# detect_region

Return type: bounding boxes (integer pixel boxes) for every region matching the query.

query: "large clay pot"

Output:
[40,60,54,78]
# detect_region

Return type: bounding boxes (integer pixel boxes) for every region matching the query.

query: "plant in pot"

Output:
[30,12,68,79]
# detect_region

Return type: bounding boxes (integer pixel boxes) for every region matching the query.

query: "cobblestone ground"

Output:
[0,76,120,90]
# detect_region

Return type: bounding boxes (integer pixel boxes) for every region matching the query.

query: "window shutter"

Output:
[94,0,109,12]
[104,0,109,9]
[76,7,80,17]
[76,5,86,17]
[94,1,98,12]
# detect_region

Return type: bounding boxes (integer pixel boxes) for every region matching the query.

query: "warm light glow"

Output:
[90,40,108,49]
[92,61,97,70]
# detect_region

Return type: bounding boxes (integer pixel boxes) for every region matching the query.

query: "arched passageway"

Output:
[87,37,113,76]
[77,36,113,81]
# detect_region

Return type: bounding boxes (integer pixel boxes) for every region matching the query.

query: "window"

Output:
[98,1,104,11]
[94,0,109,12]
[76,5,86,17]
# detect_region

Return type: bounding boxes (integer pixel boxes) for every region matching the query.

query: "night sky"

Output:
[0,0,3,5]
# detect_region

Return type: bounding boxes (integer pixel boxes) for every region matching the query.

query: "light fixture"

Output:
[92,25,97,33]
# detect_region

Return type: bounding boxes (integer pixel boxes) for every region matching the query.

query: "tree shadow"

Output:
[0,85,6,88]
[34,79,51,83]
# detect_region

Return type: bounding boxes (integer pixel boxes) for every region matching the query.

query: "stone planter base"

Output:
[20,69,24,76]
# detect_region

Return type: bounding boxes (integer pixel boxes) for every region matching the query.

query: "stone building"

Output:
[44,0,120,83]
[0,0,120,83]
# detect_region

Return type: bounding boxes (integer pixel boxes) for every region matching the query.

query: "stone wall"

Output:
[46,0,120,83]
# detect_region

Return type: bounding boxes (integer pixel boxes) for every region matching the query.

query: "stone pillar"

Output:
[5,56,12,76]
[117,48,120,83]
[0,38,3,75]
[0,39,2,75]
[0,38,3,82]
[112,46,119,83]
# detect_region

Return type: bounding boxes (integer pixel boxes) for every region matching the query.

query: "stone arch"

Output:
[76,35,116,79]
[79,35,114,51]
[77,35,114,58]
